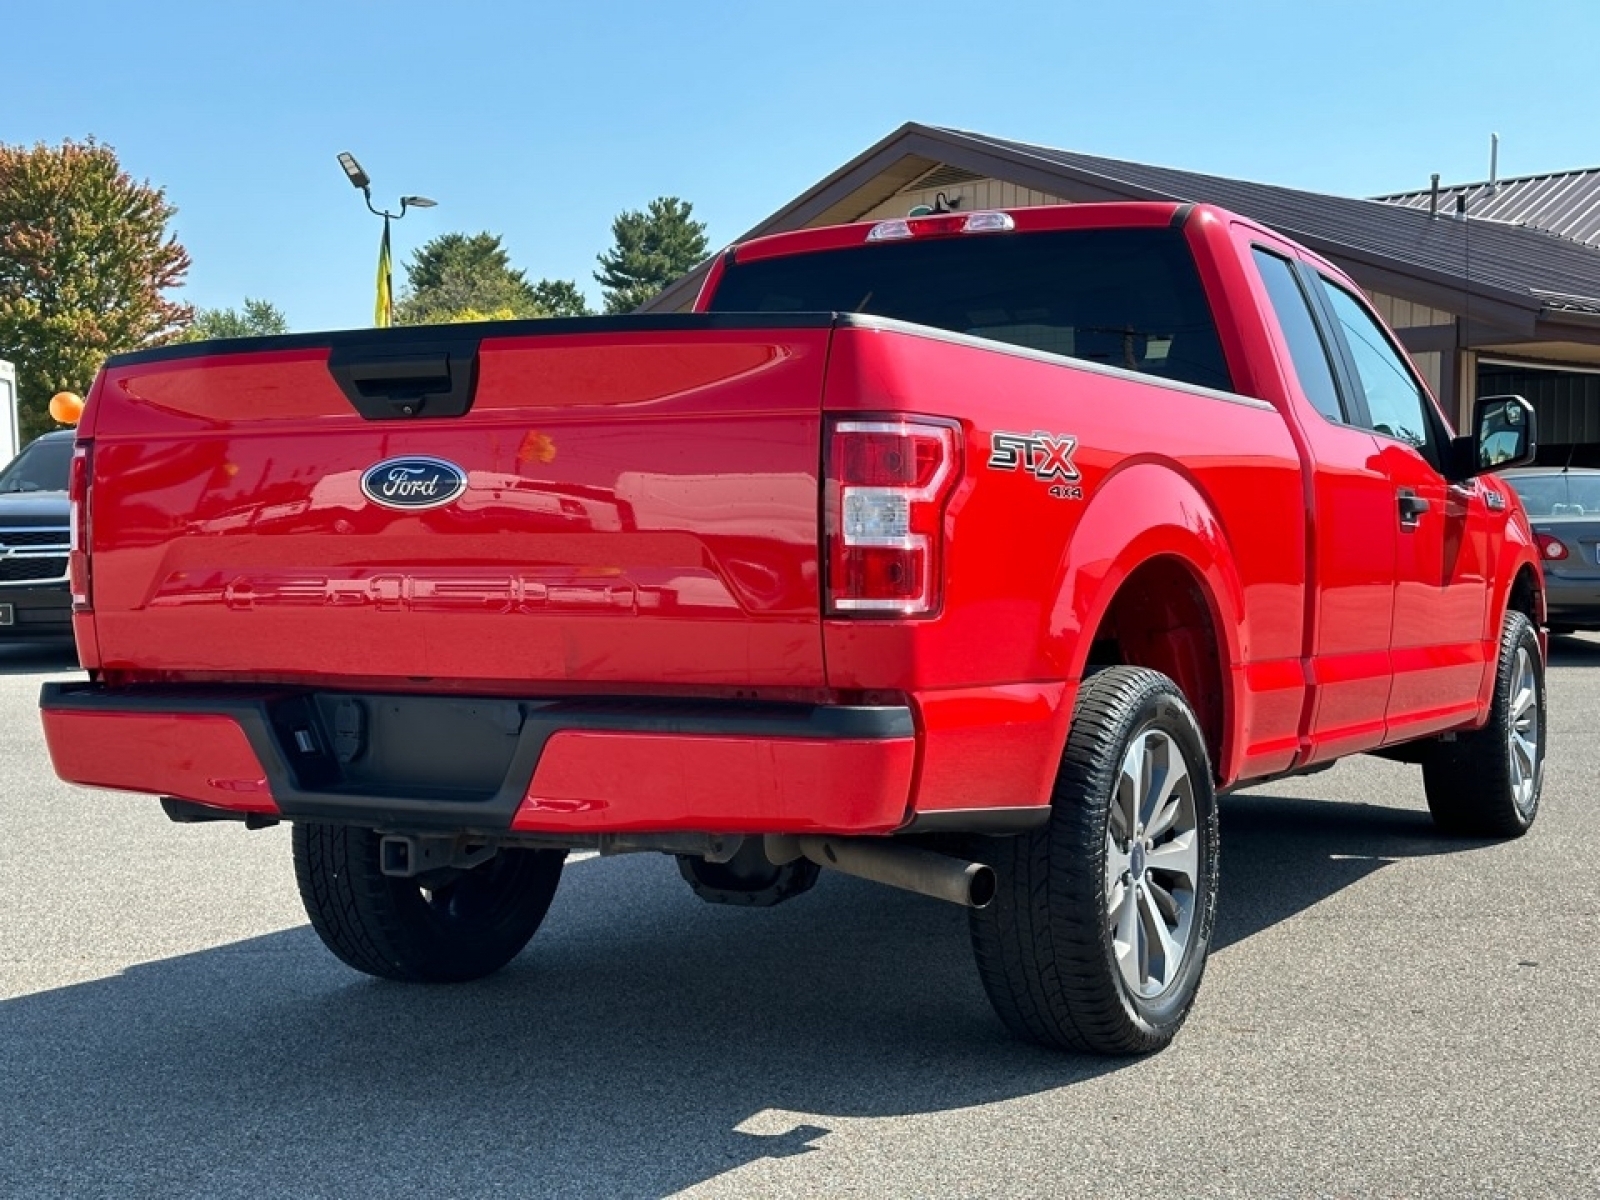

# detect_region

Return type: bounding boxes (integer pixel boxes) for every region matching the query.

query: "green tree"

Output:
[179,297,289,342]
[395,232,542,325]
[411,305,521,325]
[0,138,191,438]
[594,196,709,314]
[530,277,593,317]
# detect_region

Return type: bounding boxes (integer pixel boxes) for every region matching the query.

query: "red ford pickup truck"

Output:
[41,202,1546,1055]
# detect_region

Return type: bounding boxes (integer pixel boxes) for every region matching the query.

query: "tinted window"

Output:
[1251,249,1344,422]
[710,228,1233,391]
[1318,279,1435,453]
[0,437,72,494]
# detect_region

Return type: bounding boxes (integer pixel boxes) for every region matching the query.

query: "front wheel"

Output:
[970,667,1220,1055]
[1422,610,1545,838]
[292,824,566,982]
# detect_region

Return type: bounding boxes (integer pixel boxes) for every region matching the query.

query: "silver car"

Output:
[1502,467,1600,634]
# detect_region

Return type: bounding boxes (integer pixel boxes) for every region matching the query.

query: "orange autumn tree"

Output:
[0,138,191,440]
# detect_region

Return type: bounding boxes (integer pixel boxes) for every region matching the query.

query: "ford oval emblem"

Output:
[360,456,468,511]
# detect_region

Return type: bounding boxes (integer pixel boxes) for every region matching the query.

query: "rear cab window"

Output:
[1250,248,1346,424]
[707,227,1234,393]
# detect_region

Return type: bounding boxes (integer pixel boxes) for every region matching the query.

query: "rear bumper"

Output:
[1544,576,1600,629]
[39,683,918,836]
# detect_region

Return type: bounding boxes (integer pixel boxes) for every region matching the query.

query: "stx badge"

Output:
[989,430,1083,498]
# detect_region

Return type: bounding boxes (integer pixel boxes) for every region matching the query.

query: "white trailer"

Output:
[0,360,18,464]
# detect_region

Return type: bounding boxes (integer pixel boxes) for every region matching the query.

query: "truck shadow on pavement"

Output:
[0,640,79,676]
[1549,631,1600,666]
[0,793,1485,1199]
[1212,791,1465,953]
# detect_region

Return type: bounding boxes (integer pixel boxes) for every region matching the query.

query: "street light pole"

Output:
[336,152,437,327]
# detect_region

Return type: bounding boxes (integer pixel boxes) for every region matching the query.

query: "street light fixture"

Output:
[336,152,370,191]
[337,151,436,326]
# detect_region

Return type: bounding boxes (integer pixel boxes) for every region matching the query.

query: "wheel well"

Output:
[1507,565,1541,626]
[1084,558,1226,774]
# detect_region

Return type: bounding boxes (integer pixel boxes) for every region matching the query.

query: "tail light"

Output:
[826,418,961,617]
[68,441,92,611]
[1535,532,1568,562]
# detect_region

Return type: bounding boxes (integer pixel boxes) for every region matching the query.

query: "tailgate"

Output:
[82,316,834,688]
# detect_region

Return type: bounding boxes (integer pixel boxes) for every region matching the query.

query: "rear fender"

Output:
[1046,462,1247,781]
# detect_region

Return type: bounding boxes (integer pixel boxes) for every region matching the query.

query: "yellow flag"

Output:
[375,219,393,327]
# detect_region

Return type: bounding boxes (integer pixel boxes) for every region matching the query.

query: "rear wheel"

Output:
[1422,610,1545,838]
[292,823,565,982]
[970,667,1220,1054]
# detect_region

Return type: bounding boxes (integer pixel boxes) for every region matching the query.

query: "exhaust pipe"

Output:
[769,835,996,909]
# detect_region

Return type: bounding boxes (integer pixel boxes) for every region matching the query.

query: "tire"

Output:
[292,824,566,982]
[1422,610,1545,838]
[969,667,1220,1055]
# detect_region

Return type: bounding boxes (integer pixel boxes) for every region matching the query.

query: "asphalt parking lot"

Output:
[2,636,1597,1199]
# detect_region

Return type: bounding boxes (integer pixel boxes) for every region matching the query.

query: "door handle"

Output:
[1397,488,1430,526]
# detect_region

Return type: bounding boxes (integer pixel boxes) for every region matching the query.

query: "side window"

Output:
[1317,279,1436,454]
[1251,248,1344,423]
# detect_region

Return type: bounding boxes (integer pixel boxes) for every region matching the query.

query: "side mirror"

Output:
[1448,394,1536,481]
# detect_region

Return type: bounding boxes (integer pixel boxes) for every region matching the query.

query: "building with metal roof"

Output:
[644,123,1600,458]
[1376,167,1600,250]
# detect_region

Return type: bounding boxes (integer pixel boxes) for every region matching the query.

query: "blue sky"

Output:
[5,0,1594,333]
